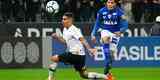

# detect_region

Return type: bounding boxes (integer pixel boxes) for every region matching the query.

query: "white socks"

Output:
[48,63,57,78]
[49,63,57,70]
[88,72,107,79]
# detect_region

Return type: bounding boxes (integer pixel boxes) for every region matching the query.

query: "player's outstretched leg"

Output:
[78,67,108,80]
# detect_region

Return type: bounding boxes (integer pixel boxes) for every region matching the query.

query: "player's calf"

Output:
[48,63,57,80]
[79,69,107,80]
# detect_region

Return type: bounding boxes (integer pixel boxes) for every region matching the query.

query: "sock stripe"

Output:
[112,40,117,44]
[49,68,56,72]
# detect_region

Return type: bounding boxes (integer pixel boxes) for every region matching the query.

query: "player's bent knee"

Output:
[50,55,59,62]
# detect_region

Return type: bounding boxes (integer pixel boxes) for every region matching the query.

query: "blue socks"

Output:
[103,43,112,74]
[103,43,110,55]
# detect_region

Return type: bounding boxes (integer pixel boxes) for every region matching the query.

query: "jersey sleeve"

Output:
[118,8,128,32]
[118,8,125,17]
[119,19,128,32]
[91,10,102,36]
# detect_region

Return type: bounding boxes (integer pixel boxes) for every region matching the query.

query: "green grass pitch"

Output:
[0,68,160,80]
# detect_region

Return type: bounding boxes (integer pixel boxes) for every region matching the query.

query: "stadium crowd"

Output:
[0,0,160,23]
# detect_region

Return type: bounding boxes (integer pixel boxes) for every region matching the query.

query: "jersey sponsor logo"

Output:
[104,21,118,25]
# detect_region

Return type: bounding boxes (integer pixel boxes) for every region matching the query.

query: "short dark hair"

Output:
[106,0,119,3]
[63,12,74,18]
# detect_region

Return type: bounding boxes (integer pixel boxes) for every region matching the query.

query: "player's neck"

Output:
[66,24,73,29]
[106,5,116,10]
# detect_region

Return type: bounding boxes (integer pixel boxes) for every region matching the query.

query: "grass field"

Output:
[0,68,160,80]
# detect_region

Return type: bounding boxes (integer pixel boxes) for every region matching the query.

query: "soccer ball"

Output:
[156,16,160,22]
[46,0,59,14]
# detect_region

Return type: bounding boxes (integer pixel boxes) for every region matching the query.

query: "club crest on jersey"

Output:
[108,14,112,19]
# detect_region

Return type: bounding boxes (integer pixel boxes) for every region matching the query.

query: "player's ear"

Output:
[69,17,74,23]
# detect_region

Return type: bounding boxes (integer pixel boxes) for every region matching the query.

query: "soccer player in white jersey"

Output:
[48,12,111,80]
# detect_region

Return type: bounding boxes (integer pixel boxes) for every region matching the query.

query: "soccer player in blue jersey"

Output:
[91,0,128,79]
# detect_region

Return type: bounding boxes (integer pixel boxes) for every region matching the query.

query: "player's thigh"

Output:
[72,55,86,71]
[100,30,114,43]
[50,52,71,62]
[58,52,73,64]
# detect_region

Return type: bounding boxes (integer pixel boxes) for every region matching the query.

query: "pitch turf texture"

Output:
[0,68,159,80]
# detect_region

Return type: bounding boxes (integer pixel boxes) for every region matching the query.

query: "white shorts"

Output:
[100,29,120,45]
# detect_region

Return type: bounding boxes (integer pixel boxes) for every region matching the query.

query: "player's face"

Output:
[62,16,72,28]
[106,0,116,10]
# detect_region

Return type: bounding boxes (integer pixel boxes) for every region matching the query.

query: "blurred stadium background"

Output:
[0,0,160,80]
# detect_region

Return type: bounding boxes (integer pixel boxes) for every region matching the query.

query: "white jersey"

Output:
[63,25,85,55]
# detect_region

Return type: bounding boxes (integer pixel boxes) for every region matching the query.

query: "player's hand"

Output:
[88,48,97,56]
[52,33,59,39]
[91,36,96,44]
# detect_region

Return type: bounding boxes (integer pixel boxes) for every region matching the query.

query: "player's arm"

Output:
[119,7,128,33]
[114,15,128,37]
[74,29,96,56]
[79,37,96,56]
[116,8,128,36]
[91,16,100,37]
[119,15,128,33]
[52,33,66,44]
[91,12,102,43]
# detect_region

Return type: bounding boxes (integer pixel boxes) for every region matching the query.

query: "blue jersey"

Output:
[92,6,126,36]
